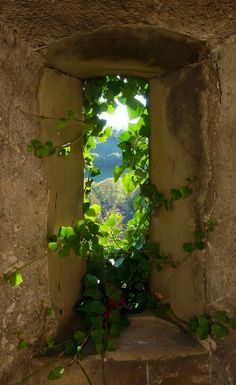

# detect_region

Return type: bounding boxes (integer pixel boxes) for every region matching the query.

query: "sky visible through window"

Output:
[93,95,146,182]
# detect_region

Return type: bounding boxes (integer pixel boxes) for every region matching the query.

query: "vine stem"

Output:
[12,351,65,385]
[101,353,106,385]
[0,252,50,286]
[73,359,93,385]
[110,231,123,251]
[175,252,192,266]
[19,108,85,124]
[56,133,83,149]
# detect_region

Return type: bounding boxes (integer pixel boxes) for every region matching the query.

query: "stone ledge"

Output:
[29,314,210,385]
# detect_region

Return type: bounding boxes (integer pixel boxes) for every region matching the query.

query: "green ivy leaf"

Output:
[89,316,103,329]
[36,145,49,158]
[105,212,117,227]
[118,131,132,142]
[139,124,150,138]
[189,316,198,332]
[91,328,104,344]
[59,145,71,156]
[9,271,23,287]
[109,310,121,325]
[211,324,229,338]
[83,202,90,214]
[195,240,206,250]
[122,173,136,193]
[65,227,75,238]
[127,100,144,119]
[215,311,229,325]
[45,307,53,317]
[47,367,65,381]
[57,117,67,129]
[73,330,86,345]
[109,324,122,338]
[48,242,58,251]
[183,242,195,253]
[179,186,192,198]
[170,188,182,200]
[229,319,236,330]
[95,342,103,354]
[91,167,101,177]
[206,220,217,233]
[58,245,71,258]
[83,287,101,299]
[107,338,118,351]
[195,327,209,340]
[89,204,101,216]
[46,338,54,349]
[58,226,66,240]
[194,230,204,242]
[198,314,210,328]
[113,165,125,182]
[84,274,98,287]
[17,340,27,350]
[85,208,96,218]
[64,342,76,356]
[79,300,106,315]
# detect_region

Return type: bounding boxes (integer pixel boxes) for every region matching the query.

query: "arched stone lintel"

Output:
[43,25,209,79]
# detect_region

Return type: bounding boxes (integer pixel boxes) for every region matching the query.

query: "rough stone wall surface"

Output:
[0,1,235,48]
[205,39,236,315]
[204,39,236,385]
[0,23,52,384]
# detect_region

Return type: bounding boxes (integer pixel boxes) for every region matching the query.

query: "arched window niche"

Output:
[39,25,210,330]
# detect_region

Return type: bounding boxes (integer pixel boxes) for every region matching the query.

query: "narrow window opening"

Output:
[82,76,149,241]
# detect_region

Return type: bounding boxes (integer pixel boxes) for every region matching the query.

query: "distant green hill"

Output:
[90,178,136,226]
[87,130,137,227]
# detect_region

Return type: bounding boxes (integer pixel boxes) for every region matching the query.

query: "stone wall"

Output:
[205,39,236,384]
[0,1,235,47]
[0,23,52,384]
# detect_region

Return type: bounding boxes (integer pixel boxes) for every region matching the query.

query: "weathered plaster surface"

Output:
[39,68,86,329]
[0,23,53,384]
[149,65,209,320]
[0,1,235,48]
[205,40,236,315]
[205,40,236,385]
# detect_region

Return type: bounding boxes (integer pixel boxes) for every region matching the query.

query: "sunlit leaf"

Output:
[113,165,125,182]
[9,271,23,287]
[48,242,58,251]
[47,367,64,381]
